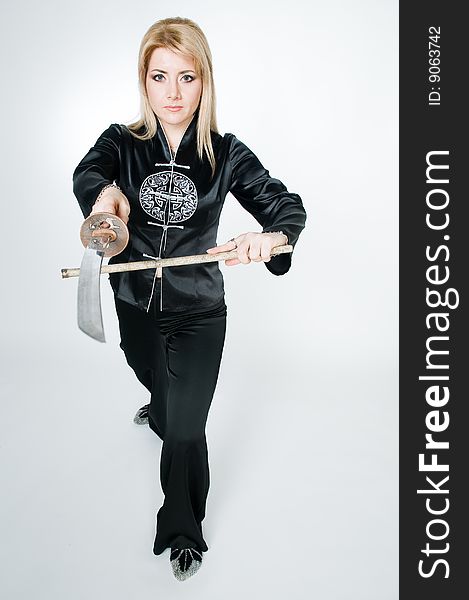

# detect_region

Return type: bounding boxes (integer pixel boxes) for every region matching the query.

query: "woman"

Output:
[73,16,306,581]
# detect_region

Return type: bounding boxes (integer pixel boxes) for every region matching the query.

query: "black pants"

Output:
[114,295,227,555]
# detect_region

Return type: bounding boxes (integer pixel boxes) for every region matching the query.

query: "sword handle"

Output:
[91,228,117,243]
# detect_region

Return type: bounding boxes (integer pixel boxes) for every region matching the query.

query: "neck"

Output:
[167,134,181,150]
[156,112,196,153]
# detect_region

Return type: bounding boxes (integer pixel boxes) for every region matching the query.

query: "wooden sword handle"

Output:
[91,228,117,242]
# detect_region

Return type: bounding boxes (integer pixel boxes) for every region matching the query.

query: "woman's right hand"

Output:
[91,187,131,224]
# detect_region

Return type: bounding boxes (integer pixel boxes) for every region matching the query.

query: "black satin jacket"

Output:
[72,112,307,313]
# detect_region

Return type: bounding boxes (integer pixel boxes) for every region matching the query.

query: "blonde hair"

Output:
[127,17,218,178]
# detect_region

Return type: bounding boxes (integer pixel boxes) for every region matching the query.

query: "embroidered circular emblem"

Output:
[139,171,198,223]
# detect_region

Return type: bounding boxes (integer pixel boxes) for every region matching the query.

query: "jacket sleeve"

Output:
[227,134,307,275]
[72,124,122,218]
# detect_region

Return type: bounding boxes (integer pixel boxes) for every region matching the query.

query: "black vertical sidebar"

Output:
[400,2,467,598]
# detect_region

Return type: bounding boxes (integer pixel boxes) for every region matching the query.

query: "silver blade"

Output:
[77,245,106,342]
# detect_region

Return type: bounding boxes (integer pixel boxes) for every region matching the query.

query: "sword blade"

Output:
[77,246,106,343]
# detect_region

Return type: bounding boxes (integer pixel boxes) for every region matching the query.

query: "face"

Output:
[145,47,202,137]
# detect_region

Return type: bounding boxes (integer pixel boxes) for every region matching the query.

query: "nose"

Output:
[167,78,181,100]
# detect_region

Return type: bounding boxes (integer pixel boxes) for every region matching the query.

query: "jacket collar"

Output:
[155,109,199,162]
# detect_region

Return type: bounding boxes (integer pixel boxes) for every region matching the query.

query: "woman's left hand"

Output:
[206,231,288,266]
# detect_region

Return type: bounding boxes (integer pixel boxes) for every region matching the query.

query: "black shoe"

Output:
[170,547,203,581]
[133,403,149,425]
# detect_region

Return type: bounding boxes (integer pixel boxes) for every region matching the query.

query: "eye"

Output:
[150,73,196,82]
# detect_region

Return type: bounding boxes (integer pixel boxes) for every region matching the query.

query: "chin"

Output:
[158,111,192,127]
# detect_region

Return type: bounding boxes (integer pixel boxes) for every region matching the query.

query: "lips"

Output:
[165,106,183,111]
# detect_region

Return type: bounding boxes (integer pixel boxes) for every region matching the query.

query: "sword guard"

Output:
[80,212,129,258]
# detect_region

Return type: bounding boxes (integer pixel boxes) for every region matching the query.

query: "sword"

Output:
[66,212,292,342]
[76,212,129,343]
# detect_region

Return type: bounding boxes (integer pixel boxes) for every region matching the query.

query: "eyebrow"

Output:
[149,69,196,74]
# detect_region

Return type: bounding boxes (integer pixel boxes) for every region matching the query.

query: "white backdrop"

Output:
[0,0,398,598]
